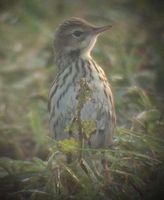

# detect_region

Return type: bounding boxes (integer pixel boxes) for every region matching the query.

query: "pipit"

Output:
[48,18,116,151]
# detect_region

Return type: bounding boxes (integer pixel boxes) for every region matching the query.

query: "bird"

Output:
[48,17,116,151]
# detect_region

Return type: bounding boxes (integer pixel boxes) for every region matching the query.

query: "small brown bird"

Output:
[48,18,116,149]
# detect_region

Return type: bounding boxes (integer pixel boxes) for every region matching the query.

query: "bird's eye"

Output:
[72,30,83,37]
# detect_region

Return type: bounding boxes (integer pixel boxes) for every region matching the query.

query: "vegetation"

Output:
[0,1,163,199]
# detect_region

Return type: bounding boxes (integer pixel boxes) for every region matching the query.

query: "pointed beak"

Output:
[92,25,112,35]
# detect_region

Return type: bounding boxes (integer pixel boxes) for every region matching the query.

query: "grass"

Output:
[0,0,164,199]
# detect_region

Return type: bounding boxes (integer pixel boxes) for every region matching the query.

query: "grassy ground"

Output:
[0,1,164,199]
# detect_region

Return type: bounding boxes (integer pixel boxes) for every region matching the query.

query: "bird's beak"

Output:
[92,25,112,35]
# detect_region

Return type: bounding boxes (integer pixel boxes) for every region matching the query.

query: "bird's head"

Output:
[54,18,112,58]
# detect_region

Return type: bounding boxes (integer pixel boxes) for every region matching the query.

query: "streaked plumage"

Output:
[48,18,116,148]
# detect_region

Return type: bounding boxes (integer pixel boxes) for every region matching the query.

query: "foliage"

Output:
[0,0,163,200]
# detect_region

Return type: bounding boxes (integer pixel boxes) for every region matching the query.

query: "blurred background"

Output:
[0,0,163,199]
